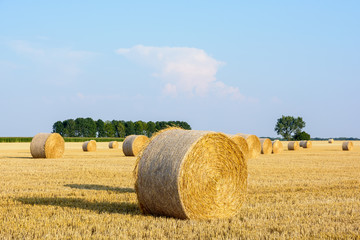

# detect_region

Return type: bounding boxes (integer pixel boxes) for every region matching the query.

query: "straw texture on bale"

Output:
[272,140,283,154]
[123,135,149,156]
[288,141,300,150]
[259,138,272,154]
[108,141,119,149]
[82,140,96,152]
[30,133,65,158]
[342,141,353,151]
[236,134,261,159]
[229,135,249,160]
[300,140,312,148]
[134,128,247,220]
[328,139,334,143]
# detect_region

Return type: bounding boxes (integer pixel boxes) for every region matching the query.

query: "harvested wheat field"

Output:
[0,141,359,239]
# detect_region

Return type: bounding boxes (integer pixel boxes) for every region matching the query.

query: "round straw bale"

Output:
[328,139,334,143]
[122,135,149,156]
[108,141,119,149]
[30,133,65,158]
[82,140,96,152]
[134,128,247,220]
[300,140,312,148]
[259,138,272,154]
[229,135,249,160]
[342,141,353,151]
[272,140,283,154]
[236,134,261,159]
[288,141,299,150]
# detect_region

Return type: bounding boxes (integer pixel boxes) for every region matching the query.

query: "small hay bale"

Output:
[259,138,272,154]
[272,140,283,154]
[236,133,261,159]
[108,141,119,149]
[342,141,353,151]
[123,135,149,156]
[134,128,247,220]
[328,139,334,143]
[229,135,249,160]
[288,141,299,150]
[30,133,65,158]
[300,140,312,148]
[82,140,96,152]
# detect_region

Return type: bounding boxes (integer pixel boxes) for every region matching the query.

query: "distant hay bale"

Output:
[236,134,261,159]
[30,133,65,158]
[328,139,334,143]
[123,135,149,156]
[134,128,247,220]
[229,135,249,159]
[108,141,119,149]
[272,140,283,154]
[300,140,312,148]
[82,140,96,152]
[342,141,353,151]
[259,138,272,154]
[288,141,299,150]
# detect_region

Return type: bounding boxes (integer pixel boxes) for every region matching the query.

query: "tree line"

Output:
[52,118,191,138]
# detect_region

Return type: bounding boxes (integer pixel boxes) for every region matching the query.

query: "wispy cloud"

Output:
[116,45,244,99]
[9,40,95,85]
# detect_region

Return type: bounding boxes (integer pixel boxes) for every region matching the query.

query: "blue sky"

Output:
[0,1,359,137]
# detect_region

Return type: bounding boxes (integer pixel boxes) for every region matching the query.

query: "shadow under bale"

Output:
[16,197,140,215]
[64,184,134,193]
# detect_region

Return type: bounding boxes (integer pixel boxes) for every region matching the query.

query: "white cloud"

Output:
[116,45,243,99]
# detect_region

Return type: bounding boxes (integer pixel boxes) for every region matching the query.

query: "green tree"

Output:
[134,121,144,135]
[116,121,126,138]
[112,120,126,138]
[104,121,115,137]
[179,121,191,130]
[155,121,167,131]
[125,121,135,136]
[96,119,106,137]
[63,119,76,137]
[146,121,156,137]
[274,115,306,140]
[84,117,97,137]
[293,131,311,140]
[52,121,64,135]
[75,118,86,137]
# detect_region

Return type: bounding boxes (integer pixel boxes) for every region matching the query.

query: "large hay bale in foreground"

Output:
[288,141,299,150]
[236,133,261,159]
[229,135,249,160]
[328,139,334,143]
[259,138,272,154]
[123,135,149,156]
[300,140,312,148]
[134,128,247,220]
[108,141,119,149]
[272,140,283,154]
[30,133,65,158]
[342,141,353,151]
[82,140,96,152]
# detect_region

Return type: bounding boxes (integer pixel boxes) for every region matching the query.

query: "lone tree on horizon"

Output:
[275,115,306,140]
